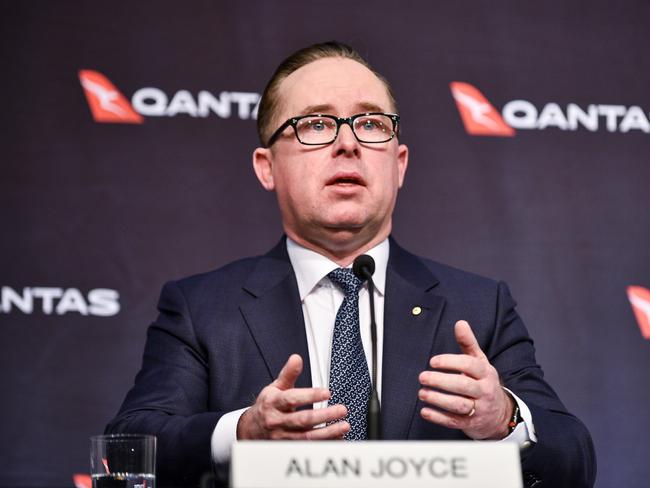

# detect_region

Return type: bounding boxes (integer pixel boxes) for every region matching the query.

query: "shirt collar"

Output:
[286,237,389,300]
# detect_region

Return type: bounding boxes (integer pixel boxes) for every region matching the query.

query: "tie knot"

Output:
[328,268,364,297]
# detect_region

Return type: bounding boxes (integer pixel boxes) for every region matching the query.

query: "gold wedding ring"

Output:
[467,400,476,417]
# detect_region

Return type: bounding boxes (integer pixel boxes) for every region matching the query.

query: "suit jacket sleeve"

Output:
[489,282,596,487]
[105,280,223,487]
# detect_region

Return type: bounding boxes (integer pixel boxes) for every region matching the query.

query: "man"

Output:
[107,42,596,487]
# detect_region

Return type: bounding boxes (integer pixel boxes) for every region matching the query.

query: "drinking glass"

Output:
[90,434,156,488]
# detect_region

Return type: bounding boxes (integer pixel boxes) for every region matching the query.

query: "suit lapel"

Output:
[381,240,445,439]
[239,239,312,389]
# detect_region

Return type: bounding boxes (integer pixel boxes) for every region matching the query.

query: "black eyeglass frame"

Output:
[265,112,400,147]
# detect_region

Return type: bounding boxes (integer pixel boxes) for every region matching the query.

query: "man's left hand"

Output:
[418,320,514,440]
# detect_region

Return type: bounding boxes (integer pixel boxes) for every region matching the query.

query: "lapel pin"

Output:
[411,306,422,316]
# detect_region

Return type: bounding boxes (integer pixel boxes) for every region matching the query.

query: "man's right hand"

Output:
[236,354,350,440]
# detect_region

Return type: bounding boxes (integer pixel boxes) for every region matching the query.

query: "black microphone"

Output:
[353,254,382,440]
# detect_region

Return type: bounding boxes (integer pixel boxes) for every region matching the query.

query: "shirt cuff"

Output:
[211,407,249,465]
[502,387,537,447]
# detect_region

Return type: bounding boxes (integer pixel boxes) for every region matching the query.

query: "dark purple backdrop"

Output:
[2,2,649,487]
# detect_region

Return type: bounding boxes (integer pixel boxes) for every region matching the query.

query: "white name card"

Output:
[231,441,522,488]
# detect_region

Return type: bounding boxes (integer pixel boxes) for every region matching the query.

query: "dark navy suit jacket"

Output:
[107,238,596,487]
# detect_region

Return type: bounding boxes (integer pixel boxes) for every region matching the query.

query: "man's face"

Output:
[253,57,408,258]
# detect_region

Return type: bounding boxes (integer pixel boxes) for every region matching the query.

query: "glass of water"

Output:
[90,434,156,488]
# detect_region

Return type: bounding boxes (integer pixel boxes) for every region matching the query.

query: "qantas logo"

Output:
[450,82,650,136]
[0,286,120,317]
[627,286,650,339]
[450,82,514,137]
[79,70,143,124]
[79,69,260,123]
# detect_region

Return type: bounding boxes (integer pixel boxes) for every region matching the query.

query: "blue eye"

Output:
[311,120,326,131]
[357,117,385,132]
[300,118,334,132]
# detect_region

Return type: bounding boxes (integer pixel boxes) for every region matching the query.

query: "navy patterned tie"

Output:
[327,268,371,440]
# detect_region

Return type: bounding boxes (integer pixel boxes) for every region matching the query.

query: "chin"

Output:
[322,218,366,233]
[320,220,378,244]
[322,208,368,226]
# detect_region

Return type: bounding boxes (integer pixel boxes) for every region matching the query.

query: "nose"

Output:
[332,122,360,157]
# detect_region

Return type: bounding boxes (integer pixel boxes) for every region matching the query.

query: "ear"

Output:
[253,147,275,191]
[396,143,409,188]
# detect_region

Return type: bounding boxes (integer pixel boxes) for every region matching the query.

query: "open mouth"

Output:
[326,172,366,186]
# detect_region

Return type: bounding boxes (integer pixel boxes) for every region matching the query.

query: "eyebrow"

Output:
[299,101,388,116]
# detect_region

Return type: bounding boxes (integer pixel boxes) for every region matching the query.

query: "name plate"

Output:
[231,441,522,488]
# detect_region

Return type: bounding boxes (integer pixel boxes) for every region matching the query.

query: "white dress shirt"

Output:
[211,238,536,464]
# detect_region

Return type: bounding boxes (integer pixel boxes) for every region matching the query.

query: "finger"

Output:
[305,421,350,440]
[429,354,486,379]
[282,404,348,430]
[275,387,331,411]
[419,370,481,398]
[454,321,487,360]
[279,421,349,440]
[420,406,470,430]
[418,388,475,416]
[273,354,303,390]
